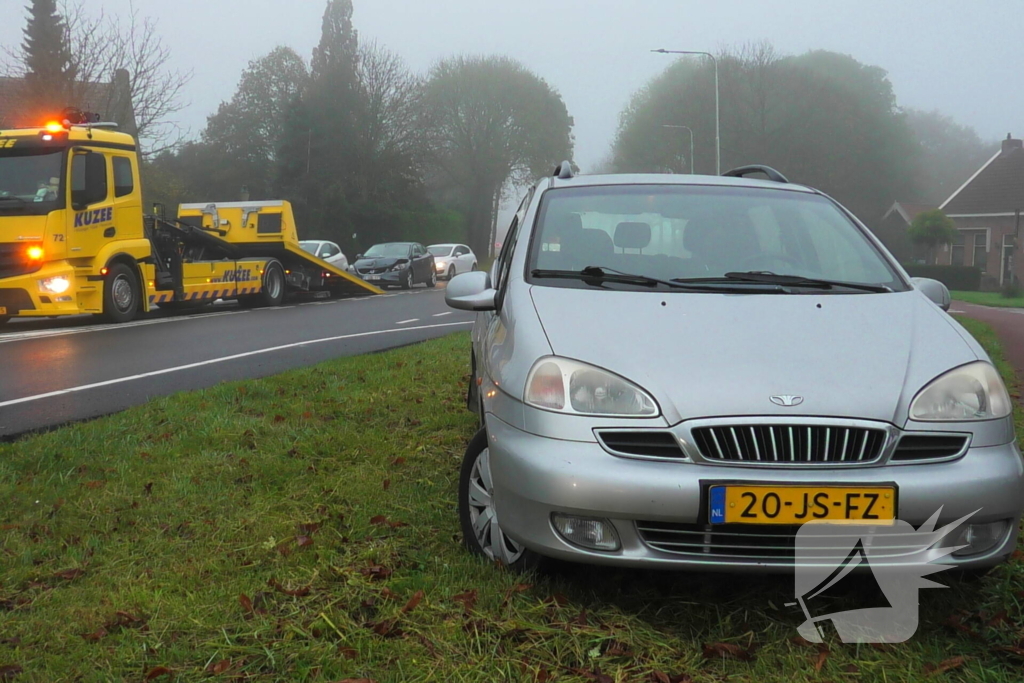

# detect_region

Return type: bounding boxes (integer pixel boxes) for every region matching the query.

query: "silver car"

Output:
[446,164,1023,573]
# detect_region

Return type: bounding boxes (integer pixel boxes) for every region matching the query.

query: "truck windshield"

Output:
[0,147,65,215]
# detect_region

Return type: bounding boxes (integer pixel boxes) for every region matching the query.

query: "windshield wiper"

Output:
[674,271,892,294]
[532,266,783,293]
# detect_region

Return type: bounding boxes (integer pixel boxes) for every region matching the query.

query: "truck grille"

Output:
[636,522,914,561]
[692,425,887,464]
[0,243,44,280]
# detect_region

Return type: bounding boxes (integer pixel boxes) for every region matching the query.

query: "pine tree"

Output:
[310,0,359,82]
[21,0,77,114]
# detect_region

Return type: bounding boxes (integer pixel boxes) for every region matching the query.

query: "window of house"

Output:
[951,232,965,267]
[972,231,988,273]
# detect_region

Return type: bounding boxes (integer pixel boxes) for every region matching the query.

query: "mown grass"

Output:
[952,291,1024,309]
[3,331,1024,682]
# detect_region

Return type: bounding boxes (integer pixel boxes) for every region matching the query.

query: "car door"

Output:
[414,244,430,280]
[458,245,475,273]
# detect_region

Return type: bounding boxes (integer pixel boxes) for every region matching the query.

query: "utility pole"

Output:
[652,49,720,175]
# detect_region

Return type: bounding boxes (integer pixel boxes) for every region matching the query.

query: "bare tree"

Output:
[61,1,192,154]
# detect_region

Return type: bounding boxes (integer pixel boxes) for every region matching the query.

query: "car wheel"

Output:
[447,265,456,280]
[102,263,140,323]
[471,262,478,271]
[427,269,437,288]
[401,269,413,290]
[459,429,544,571]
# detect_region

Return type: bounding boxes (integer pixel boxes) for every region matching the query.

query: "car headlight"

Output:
[525,357,659,417]
[38,275,71,294]
[910,361,1012,421]
[435,260,447,270]
[389,261,409,272]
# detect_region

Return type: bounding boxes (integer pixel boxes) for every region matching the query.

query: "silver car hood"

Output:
[529,287,979,425]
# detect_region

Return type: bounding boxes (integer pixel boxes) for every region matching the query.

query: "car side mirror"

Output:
[446,271,496,311]
[912,277,951,312]
[355,254,363,260]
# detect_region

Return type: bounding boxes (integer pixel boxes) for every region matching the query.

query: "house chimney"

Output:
[1003,133,1023,154]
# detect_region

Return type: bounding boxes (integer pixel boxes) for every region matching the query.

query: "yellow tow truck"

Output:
[0,112,381,326]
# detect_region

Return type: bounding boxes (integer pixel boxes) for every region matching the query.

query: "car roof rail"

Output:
[722,165,790,183]
[554,160,574,180]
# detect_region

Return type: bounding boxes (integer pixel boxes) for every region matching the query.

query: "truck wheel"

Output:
[260,261,286,306]
[427,269,437,288]
[103,263,140,323]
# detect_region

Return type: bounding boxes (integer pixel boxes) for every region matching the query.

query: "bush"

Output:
[1002,280,1023,298]
[902,265,982,291]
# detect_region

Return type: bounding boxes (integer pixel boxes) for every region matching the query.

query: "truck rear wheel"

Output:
[259,261,286,306]
[102,263,140,323]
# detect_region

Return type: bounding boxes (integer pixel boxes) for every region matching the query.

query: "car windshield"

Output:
[429,246,453,257]
[528,184,905,292]
[0,147,64,215]
[364,243,410,258]
[299,241,319,255]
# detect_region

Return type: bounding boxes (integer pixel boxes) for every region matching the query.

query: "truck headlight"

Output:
[910,361,1012,421]
[525,357,659,417]
[38,275,71,294]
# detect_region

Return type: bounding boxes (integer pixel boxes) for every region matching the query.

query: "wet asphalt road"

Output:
[0,283,474,439]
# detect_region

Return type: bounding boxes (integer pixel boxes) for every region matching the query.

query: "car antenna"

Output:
[554,161,574,180]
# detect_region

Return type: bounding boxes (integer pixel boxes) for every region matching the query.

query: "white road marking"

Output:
[0,321,473,409]
[396,318,419,325]
[949,309,966,314]
[433,312,452,317]
[0,309,251,345]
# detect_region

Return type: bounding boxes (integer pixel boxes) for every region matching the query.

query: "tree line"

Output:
[5,3,1000,256]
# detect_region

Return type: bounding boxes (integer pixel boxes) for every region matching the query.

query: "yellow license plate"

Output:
[709,485,896,525]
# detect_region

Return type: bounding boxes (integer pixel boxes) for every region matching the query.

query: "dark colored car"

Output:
[353,242,437,289]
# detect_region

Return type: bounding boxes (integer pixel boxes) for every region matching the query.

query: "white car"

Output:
[428,243,477,280]
[299,240,349,271]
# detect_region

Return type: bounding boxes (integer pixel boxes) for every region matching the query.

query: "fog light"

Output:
[952,521,1008,557]
[551,513,620,551]
[38,275,71,294]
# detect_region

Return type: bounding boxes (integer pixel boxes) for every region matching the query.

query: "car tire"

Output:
[102,263,140,323]
[427,269,437,288]
[447,265,456,280]
[459,429,545,572]
[471,262,477,271]
[401,269,413,290]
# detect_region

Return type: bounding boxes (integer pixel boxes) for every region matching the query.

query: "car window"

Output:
[299,242,319,255]
[528,184,903,291]
[323,243,339,257]
[429,246,453,257]
[455,246,468,256]
[365,243,412,258]
[112,156,134,198]
[495,188,534,307]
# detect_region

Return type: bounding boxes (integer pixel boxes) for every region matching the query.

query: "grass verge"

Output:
[952,291,1024,309]
[2,331,1024,682]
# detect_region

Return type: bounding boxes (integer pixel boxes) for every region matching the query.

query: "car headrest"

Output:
[550,213,583,239]
[615,222,652,250]
[580,229,614,262]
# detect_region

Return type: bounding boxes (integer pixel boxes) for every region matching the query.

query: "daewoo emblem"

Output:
[771,395,804,407]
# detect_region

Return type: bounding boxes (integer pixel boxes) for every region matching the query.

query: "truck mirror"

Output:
[71,151,108,209]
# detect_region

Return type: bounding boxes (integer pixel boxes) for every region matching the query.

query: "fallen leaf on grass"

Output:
[986,610,1009,627]
[206,659,232,674]
[501,583,533,607]
[358,565,393,581]
[924,657,965,675]
[0,665,23,681]
[104,611,145,631]
[239,593,254,614]
[382,479,391,491]
[814,648,829,672]
[996,645,1024,659]
[54,568,85,581]
[401,590,424,614]
[604,640,634,657]
[391,457,406,466]
[297,522,321,535]
[145,666,173,680]
[452,589,478,613]
[338,646,358,660]
[295,535,315,548]
[369,515,408,529]
[368,619,403,638]
[81,628,107,642]
[268,578,311,597]
[648,673,692,683]
[702,642,756,662]
[273,415,286,423]
[573,666,613,683]
[83,480,105,489]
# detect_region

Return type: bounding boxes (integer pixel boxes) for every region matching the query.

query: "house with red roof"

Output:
[934,134,1024,288]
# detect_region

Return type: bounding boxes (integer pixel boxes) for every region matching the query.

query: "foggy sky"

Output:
[2,0,1020,173]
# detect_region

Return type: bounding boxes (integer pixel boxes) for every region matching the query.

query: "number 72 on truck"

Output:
[0,114,382,326]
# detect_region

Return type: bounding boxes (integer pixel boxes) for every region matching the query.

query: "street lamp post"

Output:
[662,124,694,174]
[652,49,720,176]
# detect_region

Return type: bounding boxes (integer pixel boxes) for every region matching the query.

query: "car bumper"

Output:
[486,414,1024,572]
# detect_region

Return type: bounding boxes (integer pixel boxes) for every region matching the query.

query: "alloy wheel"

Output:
[111,274,134,312]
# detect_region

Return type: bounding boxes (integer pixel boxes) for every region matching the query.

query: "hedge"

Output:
[902,265,982,291]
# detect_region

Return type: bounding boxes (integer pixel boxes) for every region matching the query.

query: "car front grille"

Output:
[692,425,887,464]
[892,434,970,462]
[357,267,389,275]
[636,521,917,561]
[0,243,44,280]
[596,431,686,459]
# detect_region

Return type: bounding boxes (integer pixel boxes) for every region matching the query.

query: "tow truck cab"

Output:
[0,121,147,322]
